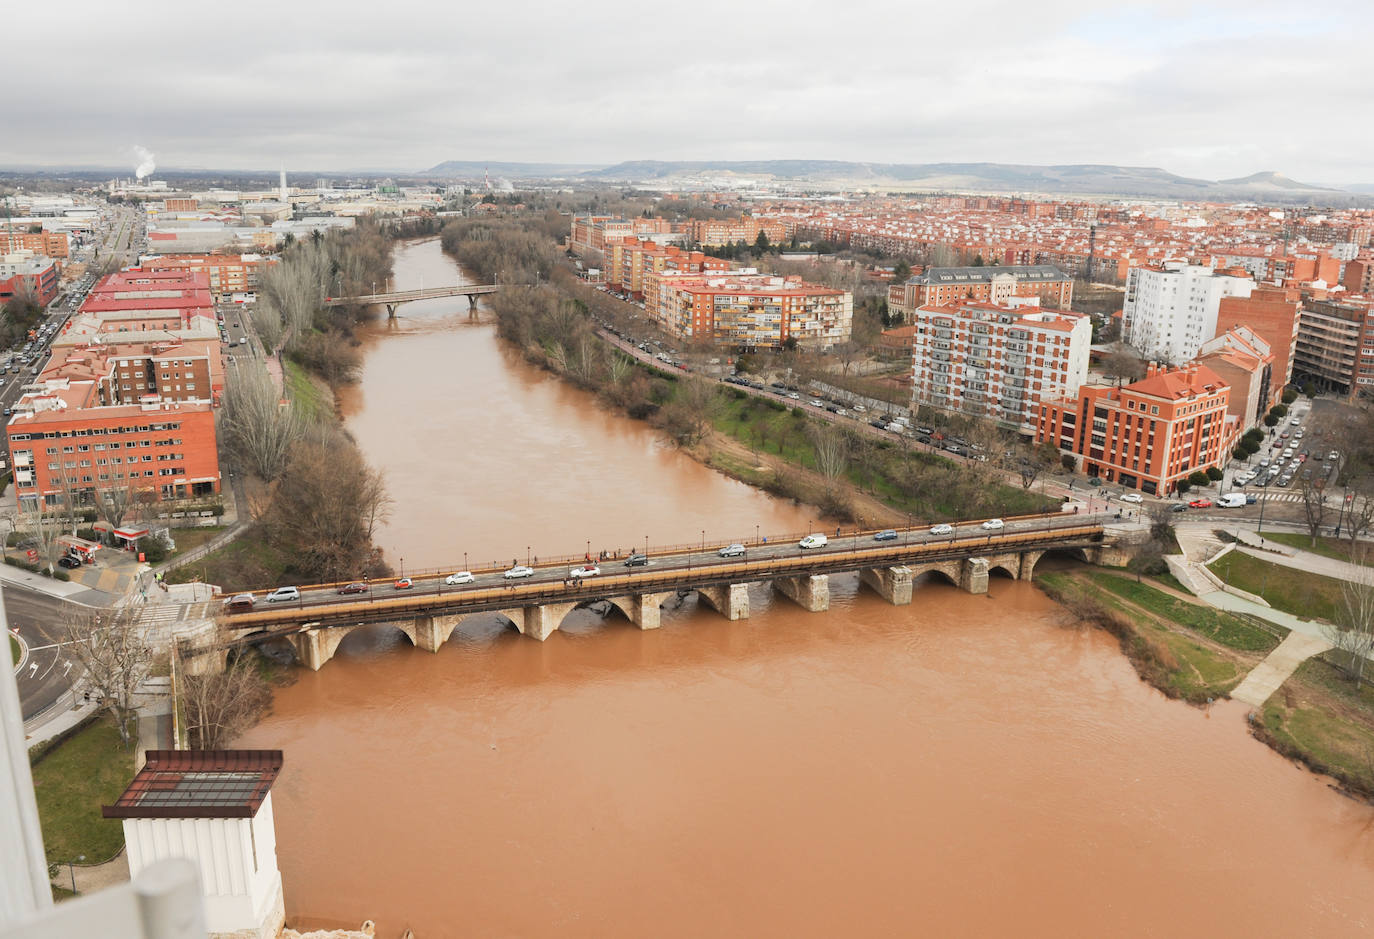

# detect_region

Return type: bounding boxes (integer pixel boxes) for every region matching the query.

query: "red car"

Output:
[394,577,414,590]
[337,582,368,595]
[1188,499,1213,508]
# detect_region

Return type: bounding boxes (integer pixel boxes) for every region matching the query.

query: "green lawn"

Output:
[1089,573,1282,652]
[1207,550,1346,623]
[9,634,18,666]
[161,526,225,563]
[1262,657,1374,797]
[163,524,293,592]
[31,715,136,865]
[1257,531,1373,565]
[284,359,329,422]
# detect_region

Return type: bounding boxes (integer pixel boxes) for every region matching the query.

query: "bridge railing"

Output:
[235,512,1100,599]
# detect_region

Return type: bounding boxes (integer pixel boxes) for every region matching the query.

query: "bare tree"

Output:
[808,423,849,495]
[1325,546,1374,689]
[220,362,305,481]
[19,500,67,575]
[94,477,145,529]
[1102,347,1147,387]
[1298,472,1330,547]
[1127,539,1166,582]
[178,649,271,750]
[51,605,152,748]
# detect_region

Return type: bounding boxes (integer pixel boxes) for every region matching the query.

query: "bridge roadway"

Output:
[323,284,500,315]
[214,513,1110,671]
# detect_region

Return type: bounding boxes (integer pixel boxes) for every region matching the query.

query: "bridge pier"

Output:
[960,558,990,595]
[520,602,578,642]
[1018,550,1044,581]
[290,629,328,671]
[468,295,479,312]
[697,583,751,621]
[385,303,398,319]
[414,614,464,653]
[774,574,830,612]
[859,566,913,605]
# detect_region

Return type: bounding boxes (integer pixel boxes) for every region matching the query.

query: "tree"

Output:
[1176,479,1192,494]
[1324,547,1374,689]
[1188,470,1210,487]
[20,500,67,575]
[1282,387,1299,405]
[754,230,771,253]
[1264,413,1280,427]
[1127,538,1166,582]
[51,605,151,748]
[1298,472,1331,546]
[1102,348,1147,386]
[178,650,271,750]
[1206,466,1223,481]
[220,362,305,481]
[808,423,849,497]
[891,260,912,284]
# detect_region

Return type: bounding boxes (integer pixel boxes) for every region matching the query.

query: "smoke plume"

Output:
[133,145,156,180]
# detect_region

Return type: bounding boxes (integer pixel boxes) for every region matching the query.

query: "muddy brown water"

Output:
[238,240,1374,937]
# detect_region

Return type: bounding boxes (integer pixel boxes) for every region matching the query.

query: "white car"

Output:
[1119,492,1143,504]
[929,523,954,536]
[981,518,1005,531]
[718,543,747,558]
[444,571,475,585]
[503,565,535,579]
[264,586,300,603]
[570,565,600,579]
[799,533,829,549]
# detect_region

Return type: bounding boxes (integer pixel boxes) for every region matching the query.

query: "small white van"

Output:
[1217,493,1247,508]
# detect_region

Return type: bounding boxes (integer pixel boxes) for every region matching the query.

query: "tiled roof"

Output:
[102,750,283,819]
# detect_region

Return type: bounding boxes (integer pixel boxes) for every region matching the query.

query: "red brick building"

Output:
[1215,285,1301,388]
[1037,363,1232,495]
[0,229,70,259]
[889,265,1073,321]
[7,387,220,510]
[137,253,275,299]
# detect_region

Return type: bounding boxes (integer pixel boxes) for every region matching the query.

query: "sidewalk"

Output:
[1231,528,1372,582]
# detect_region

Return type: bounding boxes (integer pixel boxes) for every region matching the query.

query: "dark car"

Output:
[337,582,368,595]
[623,553,649,567]
[57,555,82,569]
[917,426,935,436]
[1170,503,1189,512]
[873,529,899,542]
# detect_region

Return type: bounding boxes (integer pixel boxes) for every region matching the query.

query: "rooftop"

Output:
[102,749,283,819]
[911,264,1069,285]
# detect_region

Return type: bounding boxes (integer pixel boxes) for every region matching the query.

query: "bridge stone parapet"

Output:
[859,566,913,605]
[774,574,830,612]
[697,583,751,620]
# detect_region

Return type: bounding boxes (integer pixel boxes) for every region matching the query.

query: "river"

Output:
[238,239,1374,937]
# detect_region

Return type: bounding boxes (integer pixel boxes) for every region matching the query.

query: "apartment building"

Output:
[7,385,220,510]
[1293,296,1374,395]
[82,269,214,321]
[888,265,1073,322]
[1214,284,1301,388]
[909,301,1091,433]
[1122,261,1254,364]
[602,240,728,299]
[1344,258,1374,297]
[0,229,69,259]
[0,253,60,307]
[137,253,275,299]
[1194,327,1275,429]
[1037,363,1232,495]
[684,216,790,247]
[569,215,676,254]
[646,272,852,349]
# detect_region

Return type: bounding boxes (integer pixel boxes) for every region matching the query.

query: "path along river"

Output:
[239,239,1374,937]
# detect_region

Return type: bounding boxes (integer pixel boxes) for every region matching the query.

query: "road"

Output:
[6,583,87,722]
[226,511,1108,620]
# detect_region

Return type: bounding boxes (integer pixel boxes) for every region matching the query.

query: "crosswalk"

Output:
[136,601,214,643]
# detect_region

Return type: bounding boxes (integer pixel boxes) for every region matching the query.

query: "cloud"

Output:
[2,0,1371,185]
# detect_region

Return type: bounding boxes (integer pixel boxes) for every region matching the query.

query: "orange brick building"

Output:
[8,387,220,510]
[0,229,69,259]
[1215,285,1301,388]
[603,239,729,298]
[138,253,275,299]
[684,216,790,247]
[1037,363,1232,495]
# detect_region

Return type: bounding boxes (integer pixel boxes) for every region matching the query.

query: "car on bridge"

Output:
[929,523,954,536]
[981,518,1005,530]
[873,529,899,541]
[799,534,828,549]
[337,582,368,595]
[623,553,649,567]
[224,593,256,612]
[504,565,535,579]
[394,577,414,590]
[265,586,300,603]
[718,543,747,557]
[444,571,475,585]
[570,565,600,579]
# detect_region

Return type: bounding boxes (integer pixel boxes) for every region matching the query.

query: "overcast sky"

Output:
[5,0,1371,185]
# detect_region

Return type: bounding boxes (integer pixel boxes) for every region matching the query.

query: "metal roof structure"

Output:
[103,749,283,819]
[912,265,1069,285]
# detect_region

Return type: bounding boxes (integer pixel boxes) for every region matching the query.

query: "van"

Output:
[1217,493,1247,508]
[264,586,300,603]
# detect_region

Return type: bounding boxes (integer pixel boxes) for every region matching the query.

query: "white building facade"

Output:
[910,300,1092,433]
[1123,261,1254,364]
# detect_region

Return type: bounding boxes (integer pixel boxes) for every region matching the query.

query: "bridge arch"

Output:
[909,559,964,586]
[1028,546,1089,576]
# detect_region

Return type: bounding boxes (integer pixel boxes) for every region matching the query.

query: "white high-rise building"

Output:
[278,166,288,204]
[1123,261,1254,364]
